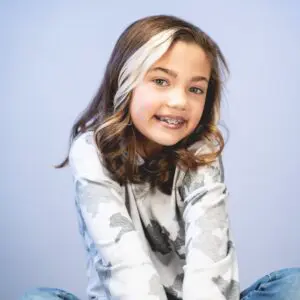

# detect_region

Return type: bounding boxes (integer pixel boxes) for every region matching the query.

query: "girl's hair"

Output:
[56,15,229,194]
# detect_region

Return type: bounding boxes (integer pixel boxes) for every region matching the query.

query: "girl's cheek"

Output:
[141,98,155,111]
[136,101,153,122]
[135,91,156,112]
[131,85,160,120]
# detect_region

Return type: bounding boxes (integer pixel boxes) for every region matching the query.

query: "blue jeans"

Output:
[20,268,300,299]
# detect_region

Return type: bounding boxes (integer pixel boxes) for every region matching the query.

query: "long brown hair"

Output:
[56,15,229,194]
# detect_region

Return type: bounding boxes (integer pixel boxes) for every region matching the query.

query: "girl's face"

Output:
[129,40,211,157]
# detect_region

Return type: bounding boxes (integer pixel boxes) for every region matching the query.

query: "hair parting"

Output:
[56,15,229,195]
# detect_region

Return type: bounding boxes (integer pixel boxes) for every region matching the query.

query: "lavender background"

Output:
[1,1,299,299]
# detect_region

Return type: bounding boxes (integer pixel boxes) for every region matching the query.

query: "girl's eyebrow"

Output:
[148,66,209,83]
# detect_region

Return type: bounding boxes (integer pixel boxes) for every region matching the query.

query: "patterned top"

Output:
[69,131,240,300]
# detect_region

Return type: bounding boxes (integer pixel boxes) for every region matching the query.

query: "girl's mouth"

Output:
[154,115,186,129]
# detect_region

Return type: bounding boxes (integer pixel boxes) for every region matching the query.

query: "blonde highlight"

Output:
[56,15,229,195]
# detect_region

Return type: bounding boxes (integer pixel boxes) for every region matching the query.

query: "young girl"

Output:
[22,15,300,300]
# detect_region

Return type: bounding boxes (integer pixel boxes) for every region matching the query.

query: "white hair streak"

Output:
[113,28,179,111]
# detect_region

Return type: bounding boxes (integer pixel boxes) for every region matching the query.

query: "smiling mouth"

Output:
[154,115,186,129]
[154,115,186,125]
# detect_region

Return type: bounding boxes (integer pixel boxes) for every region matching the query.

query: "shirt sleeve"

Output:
[181,152,240,300]
[69,132,168,300]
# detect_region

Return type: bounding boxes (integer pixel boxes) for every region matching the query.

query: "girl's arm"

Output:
[181,154,240,300]
[69,132,168,300]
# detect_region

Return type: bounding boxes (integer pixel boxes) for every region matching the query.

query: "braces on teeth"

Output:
[159,117,184,124]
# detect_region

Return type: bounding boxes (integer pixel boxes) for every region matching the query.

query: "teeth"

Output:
[158,117,184,124]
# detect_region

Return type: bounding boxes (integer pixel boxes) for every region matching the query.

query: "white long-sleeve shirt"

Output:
[69,131,240,300]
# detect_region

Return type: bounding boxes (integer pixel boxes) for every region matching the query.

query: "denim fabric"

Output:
[20,268,300,299]
[240,268,300,300]
[20,287,80,300]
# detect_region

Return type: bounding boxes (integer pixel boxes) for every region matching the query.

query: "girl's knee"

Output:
[20,287,54,299]
[20,287,79,300]
[272,268,300,298]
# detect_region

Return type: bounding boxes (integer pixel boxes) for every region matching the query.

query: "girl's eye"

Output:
[190,87,204,95]
[153,78,168,86]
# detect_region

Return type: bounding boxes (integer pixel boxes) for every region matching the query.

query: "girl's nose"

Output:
[166,89,187,110]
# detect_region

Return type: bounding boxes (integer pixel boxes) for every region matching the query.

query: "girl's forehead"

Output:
[148,41,211,77]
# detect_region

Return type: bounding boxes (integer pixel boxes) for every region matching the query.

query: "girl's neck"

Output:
[136,132,163,159]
